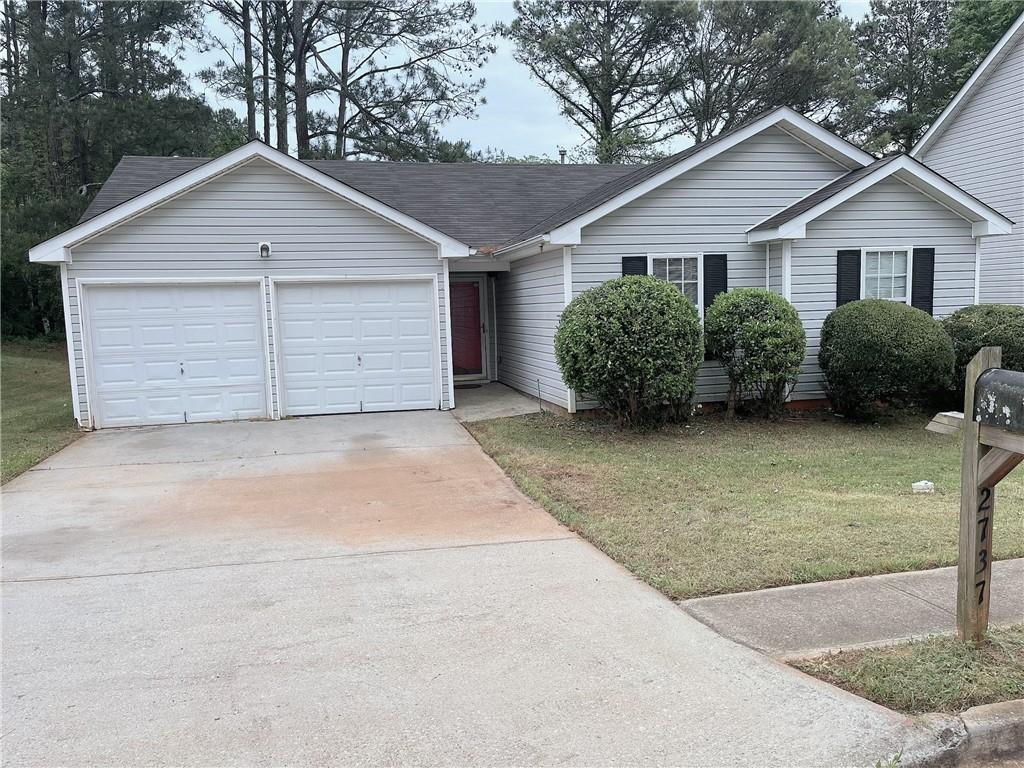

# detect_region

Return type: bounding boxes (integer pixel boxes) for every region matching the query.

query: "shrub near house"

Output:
[942,304,1024,395]
[819,299,954,418]
[555,275,703,429]
[704,289,805,418]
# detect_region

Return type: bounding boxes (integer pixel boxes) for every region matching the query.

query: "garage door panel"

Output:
[86,284,268,427]
[276,280,437,416]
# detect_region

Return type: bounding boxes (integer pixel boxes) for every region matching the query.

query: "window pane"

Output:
[865,276,880,298]
[893,276,907,294]
[683,258,698,282]
[668,259,683,283]
[893,252,907,276]
[683,282,698,305]
[653,258,667,280]
[867,252,880,274]
[880,252,893,275]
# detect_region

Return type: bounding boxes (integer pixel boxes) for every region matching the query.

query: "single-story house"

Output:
[911,11,1024,306]
[30,107,1014,429]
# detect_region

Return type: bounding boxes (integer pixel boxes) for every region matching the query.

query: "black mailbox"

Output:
[973,368,1024,432]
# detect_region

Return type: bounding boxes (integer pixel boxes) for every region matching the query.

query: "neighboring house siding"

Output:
[570,125,849,403]
[495,250,569,408]
[790,177,977,398]
[767,242,785,295]
[918,34,1024,305]
[66,158,450,425]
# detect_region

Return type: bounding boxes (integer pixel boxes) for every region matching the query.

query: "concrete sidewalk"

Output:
[683,558,1024,659]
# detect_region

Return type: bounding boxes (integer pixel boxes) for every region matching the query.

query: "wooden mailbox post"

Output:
[927,347,1024,643]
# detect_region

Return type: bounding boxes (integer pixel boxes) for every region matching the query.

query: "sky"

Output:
[184,0,871,160]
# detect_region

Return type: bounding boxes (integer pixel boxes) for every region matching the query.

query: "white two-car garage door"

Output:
[85,283,269,428]
[275,280,438,415]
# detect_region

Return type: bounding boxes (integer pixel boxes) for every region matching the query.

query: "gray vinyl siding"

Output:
[790,177,977,399]
[767,242,784,294]
[495,250,569,408]
[67,158,450,426]
[570,125,848,404]
[918,34,1023,305]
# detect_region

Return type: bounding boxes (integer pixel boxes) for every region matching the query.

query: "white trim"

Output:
[648,252,704,318]
[76,277,271,429]
[59,263,81,422]
[764,243,771,290]
[782,241,793,301]
[562,246,577,414]
[501,108,874,250]
[29,141,473,263]
[746,155,1013,244]
[450,274,489,383]
[259,276,276,420]
[860,246,914,305]
[266,276,281,419]
[974,239,983,305]
[912,12,1024,158]
[268,274,444,416]
[442,260,456,409]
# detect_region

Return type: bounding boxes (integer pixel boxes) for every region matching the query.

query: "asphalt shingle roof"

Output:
[80,156,637,250]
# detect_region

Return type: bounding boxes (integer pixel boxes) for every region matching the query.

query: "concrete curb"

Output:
[904,699,1024,767]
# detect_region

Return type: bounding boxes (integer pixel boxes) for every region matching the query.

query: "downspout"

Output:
[974,238,982,305]
[562,245,577,414]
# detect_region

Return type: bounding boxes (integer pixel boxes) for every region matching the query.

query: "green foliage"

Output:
[1,0,247,338]
[818,299,954,418]
[942,304,1024,395]
[554,276,703,429]
[704,289,806,418]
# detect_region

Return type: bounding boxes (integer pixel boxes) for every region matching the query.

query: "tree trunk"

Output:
[261,0,271,142]
[291,0,309,157]
[273,0,288,153]
[242,0,256,140]
[335,8,351,158]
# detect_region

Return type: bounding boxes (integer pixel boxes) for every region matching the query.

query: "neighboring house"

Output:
[911,12,1024,306]
[30,107,1012,429]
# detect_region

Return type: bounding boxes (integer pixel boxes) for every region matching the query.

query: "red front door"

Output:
[451,281,483,376]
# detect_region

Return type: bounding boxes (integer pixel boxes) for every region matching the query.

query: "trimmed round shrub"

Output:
[818,299,954,418]
[555,275,702,429]
[942,304,1024,395]
[705,288,806,418]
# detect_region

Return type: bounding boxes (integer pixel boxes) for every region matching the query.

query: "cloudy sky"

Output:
[186,0,871,160]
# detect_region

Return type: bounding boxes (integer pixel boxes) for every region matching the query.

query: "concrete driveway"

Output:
[3,412,935,766]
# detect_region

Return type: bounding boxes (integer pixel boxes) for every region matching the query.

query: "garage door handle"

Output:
[179,362,184,375]
[357,354,362,366]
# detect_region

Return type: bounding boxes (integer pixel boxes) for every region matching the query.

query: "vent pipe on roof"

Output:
[558,148,566,164]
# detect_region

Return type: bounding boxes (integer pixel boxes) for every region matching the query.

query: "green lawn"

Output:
[467,412,1024,599]
[1,341,80,483]
[796,625,1024,714]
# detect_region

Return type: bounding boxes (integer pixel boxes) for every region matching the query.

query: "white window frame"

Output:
[861,246,914,305]
[647,252,704,317]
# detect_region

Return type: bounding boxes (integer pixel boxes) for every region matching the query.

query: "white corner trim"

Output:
[59,263,81,422]
[29,141,472,264]
[442,259,456,410]
[561,246,576,414]
[974,239,983,305]
[508,107,874,249]
[912,12,1024,158]
[764,243,771,289]
[747,155,1013,244]
[782,241,793,301]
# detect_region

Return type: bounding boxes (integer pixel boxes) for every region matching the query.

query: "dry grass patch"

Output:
[467,412,1024,599]
[796,625,1024,714]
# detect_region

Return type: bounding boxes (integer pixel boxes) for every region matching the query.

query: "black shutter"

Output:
[911,248,935,315]
[702,254,728,361]
[703,253,728,310]
[836,249,861,306]
[622,256,647,276]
